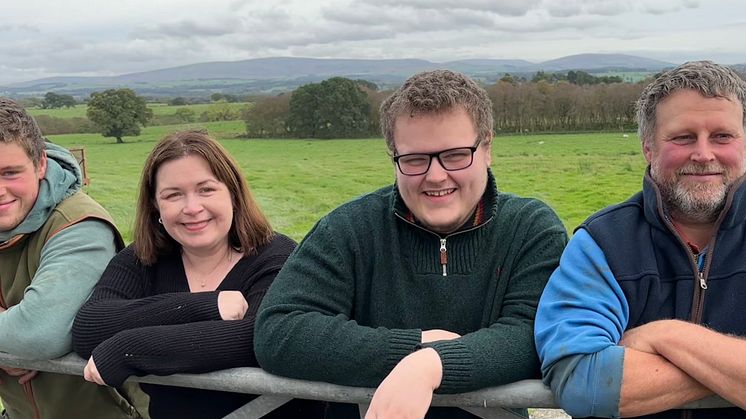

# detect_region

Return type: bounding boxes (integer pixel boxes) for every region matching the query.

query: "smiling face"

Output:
[393,107,492,234]
[645,89,746,223]
[0,142,47,232]
[155,154,234,256]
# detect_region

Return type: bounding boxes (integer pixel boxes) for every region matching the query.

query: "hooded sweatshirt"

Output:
[0,142,139,419]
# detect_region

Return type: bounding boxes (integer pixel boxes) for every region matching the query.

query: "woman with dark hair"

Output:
[72,130,323,419]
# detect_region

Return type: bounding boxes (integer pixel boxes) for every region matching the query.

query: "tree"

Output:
[86,89,153,143]
[169,97,188,106]
[199,100,241,122]
[499,74,517,85]
[210,93,239,103]
[354,79,379,91]
[243,94,291,138]
[288,77,371,138]
[18,97,43,109]
[568,70,599,86]
[42,92,76,109]
[174,108,196,123]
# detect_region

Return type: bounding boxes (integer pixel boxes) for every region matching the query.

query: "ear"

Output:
[642,140,653,164]
[36,152,48,180]
[483,135,493,166]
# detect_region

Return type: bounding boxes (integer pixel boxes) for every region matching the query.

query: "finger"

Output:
[83,362,98,383]
[83,365,93,382]
[17,370,38,385]
[93,373,105,385]
[84,367,104,385]
[4,368,28,377]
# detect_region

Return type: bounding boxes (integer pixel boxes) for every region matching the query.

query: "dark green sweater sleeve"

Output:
[425,201,567,393]
[254,218,422,387]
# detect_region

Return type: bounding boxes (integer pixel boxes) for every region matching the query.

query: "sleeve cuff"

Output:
[547,345,624,418]
[385,329,422,372]
[422,339,473,394]
[185,291,223,320]
[92,338,136,388]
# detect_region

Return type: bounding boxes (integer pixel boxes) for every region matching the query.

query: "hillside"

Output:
[1,54,679,98]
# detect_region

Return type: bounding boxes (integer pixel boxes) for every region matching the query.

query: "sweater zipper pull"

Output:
[439,238,447,277]
[699,271,708,290]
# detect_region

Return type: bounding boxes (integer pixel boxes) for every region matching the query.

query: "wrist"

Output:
[652,320,692,354]
[406,348,443,390]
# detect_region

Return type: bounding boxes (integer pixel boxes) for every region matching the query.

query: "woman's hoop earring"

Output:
[158,217,163,224]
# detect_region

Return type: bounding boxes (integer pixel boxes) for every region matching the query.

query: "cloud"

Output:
[322,4,496,33]
[0,0,740,86]
[638,0,700,14]
[140,19,243,39]
[320,0,609,39]
[344,0,541,16]
[0,24,40,33]
[375,0,542,16]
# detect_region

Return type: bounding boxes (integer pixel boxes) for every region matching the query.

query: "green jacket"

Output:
[0,143,140,419]
[255,171,567,417]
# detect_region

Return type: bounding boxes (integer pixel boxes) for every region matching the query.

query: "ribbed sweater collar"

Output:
[391,169,499,234]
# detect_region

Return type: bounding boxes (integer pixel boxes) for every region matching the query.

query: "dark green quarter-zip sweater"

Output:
[255,171,567,417]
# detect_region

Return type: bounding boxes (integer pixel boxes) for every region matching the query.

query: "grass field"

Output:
[49,124,646,243]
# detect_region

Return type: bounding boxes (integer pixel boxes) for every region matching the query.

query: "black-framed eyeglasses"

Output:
[393,140,482,176]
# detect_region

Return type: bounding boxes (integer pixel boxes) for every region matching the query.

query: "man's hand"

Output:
[364,348,442,419]
[0,308,38,384]
[421,329,460,343]
[217,291,248,320]
[83,356,106,386]
[0,366,38,385]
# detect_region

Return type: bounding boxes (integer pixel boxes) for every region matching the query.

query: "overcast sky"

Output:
[2,0,744,85]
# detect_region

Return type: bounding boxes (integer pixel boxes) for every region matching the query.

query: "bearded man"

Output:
[535,61,746,419]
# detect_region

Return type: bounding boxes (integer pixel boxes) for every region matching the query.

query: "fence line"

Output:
[0,352,732,419]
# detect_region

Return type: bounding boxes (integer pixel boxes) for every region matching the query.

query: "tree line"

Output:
[23,68,745,142]
[243,72,651,139]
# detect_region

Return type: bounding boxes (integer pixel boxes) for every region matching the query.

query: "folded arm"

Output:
[72,246,223,357]
[90,318,257,387]
[623,320,742,409]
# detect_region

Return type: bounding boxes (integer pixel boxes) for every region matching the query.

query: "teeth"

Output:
[425,189,454,197]
[184,220,209,227]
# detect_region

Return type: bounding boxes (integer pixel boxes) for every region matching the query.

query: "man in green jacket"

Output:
[0,98,141,419]
[255,70,568,418]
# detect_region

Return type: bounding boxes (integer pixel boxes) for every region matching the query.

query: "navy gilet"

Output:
[580,173,746,419]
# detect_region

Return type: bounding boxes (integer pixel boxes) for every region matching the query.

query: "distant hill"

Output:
[0,54,679,98]
[113,57,443,83]
[538,53,672,72]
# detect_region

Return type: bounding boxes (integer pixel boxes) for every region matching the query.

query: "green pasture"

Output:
[49,124,647,243]
[28,102,250,119]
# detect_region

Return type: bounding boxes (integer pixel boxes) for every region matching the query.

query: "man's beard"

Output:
[651,161,732,224]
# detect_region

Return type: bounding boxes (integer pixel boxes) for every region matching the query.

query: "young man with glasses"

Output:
[255,70,567,418]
